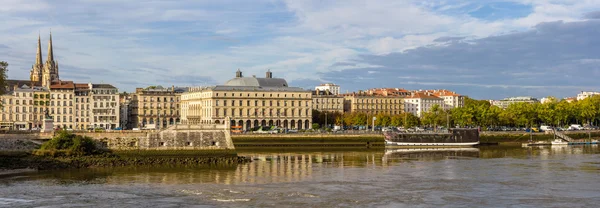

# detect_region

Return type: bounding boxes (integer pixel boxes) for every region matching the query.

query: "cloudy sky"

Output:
[1,0,599,99]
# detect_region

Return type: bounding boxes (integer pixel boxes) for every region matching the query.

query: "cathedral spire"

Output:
[36,33,43,65]
[47,31,54,62]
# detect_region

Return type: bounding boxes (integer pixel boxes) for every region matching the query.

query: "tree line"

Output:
[313,96,600,129]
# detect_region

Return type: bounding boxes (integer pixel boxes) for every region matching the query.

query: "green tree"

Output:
[0,61,8,104]
[312,123,320,130]
[390,114,403,127]
[375,113,391,126]
[403,112,420,128]
[554,100,572,127]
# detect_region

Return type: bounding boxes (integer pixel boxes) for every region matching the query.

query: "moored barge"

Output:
[383,128,480,146]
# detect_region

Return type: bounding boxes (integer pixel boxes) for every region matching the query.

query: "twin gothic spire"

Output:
[31,31,58,87]
[34,32,54,66]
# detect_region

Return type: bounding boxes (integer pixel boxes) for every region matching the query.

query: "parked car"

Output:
[568,124,583,131]
[540,125,553,132]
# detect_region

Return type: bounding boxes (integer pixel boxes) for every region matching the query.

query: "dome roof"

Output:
[224,77,288,88]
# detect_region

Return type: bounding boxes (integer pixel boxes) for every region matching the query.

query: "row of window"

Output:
[142,104,179,108]
[354,104,403,110]
[215,100,309,107]
[142,96,179,102]
[214,92,309,98]
[314,99,343,104]
[142,110,180,115]
[355,99,402,104]
[214,108,310,117]
[314,104,343,110]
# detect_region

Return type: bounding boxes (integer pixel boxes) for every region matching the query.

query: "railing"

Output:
[553,130,574,142]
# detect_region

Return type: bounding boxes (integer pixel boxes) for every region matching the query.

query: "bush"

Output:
[35,130,103,156]
[312,123,320,130]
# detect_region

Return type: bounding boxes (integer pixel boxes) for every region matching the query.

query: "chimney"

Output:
[266,69,273,78]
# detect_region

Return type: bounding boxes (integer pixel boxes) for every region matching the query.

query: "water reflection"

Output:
[382,148,480,163]
[8,145,600,186]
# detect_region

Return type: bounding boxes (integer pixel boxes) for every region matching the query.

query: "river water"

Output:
[2,145,600,207]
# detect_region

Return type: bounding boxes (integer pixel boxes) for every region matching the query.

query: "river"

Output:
[2,145,600,207]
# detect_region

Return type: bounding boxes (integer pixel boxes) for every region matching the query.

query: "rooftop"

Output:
[92,84,117,89]
[49,81,75,89]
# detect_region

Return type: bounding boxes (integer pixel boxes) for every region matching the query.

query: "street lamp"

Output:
[372,116,376,131]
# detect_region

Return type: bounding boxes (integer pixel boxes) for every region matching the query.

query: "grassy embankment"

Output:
[1,131,248,171]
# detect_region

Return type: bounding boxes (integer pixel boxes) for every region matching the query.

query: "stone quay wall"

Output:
[1,124,235,151]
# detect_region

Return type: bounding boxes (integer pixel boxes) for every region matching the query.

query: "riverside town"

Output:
[2,5,600,206]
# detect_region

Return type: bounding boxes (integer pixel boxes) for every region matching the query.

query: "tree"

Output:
[374,113,391,126]
[0,61,7,96]
[554,100,572,127]
[403,113,420,128]
[390,114,403,127]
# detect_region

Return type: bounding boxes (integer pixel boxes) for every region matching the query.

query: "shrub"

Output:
[35,130,103,156]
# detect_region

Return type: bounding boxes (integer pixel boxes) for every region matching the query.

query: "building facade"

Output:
[130,86,185,129]
[312,90,344,113]
[315,83,340,95]
[490,96,540,109]
[90,84,120,129]
[577,91,600,101]
[49,81,75,129]
[119,93,133,129]
[423,89,464,109]
[342,92,404,115]
[181,70,312,130]
[404,92,445,117]
[74,83,91,130]
[0,85,37,130]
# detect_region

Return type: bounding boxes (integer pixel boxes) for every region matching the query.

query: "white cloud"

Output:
[0,0,599,96]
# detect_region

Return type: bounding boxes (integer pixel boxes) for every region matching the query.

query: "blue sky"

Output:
[1,0,600,100]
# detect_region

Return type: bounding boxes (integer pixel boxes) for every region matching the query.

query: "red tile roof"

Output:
[50,80,75,89]
[407,92,442,99]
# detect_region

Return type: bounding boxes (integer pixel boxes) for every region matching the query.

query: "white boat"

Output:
[551,139,569,145]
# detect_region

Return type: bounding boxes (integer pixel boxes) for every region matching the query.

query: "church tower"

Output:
[42,32,59,87]
[30,34,43,85]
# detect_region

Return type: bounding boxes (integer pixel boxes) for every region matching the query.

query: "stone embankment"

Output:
[0,138,40,152]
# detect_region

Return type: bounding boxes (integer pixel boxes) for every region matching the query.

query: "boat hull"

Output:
[385,141,480,146]
[384,128,480,147]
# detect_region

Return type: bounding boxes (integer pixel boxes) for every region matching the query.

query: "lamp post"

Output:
[325,111,328,129]
[372,116,376,132]
[446,111,450,132]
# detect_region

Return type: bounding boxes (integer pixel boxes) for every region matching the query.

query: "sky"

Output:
[1,0,600,100]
